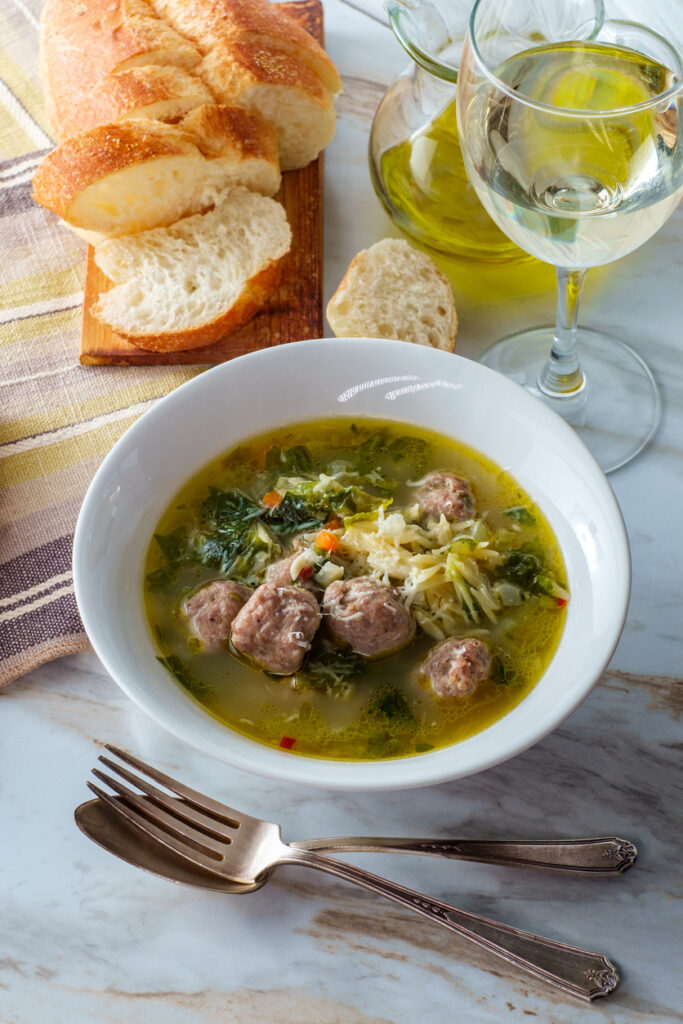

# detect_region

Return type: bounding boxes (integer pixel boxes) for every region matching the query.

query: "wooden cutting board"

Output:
[79,0,324,366]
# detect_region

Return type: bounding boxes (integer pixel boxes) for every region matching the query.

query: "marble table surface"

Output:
[2,3,682,1022]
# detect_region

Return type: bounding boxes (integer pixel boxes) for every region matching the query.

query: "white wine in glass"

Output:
[457,1,682,472]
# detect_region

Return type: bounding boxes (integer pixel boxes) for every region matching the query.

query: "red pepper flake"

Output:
[279,736,296,749]
[556,598,567,607]
[298,566,314,581]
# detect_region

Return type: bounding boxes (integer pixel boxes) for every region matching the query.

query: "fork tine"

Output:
[87,781,226,874]
[98,755,238,842]
[104,744,249,827]
[91,769,226,859]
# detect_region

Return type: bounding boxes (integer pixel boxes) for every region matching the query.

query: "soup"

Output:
[144,418,568,760]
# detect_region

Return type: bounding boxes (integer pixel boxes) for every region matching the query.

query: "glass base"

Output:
[480,327,661,473]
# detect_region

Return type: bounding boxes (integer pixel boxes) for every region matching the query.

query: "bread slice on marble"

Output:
[326,238,458,352]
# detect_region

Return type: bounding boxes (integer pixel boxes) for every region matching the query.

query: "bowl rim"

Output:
[73,338,631,790]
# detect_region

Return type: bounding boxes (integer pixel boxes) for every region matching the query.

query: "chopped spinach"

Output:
[359,470,398,496]
[496,547,555,597]
[200,487,262,532]
[228,525,280,582]
[193,488,279,581]
[490,654,517,687]
[266,483,386,535]
[266,492,327,534]
[327,485,386,519]
[192,534,231,569]
[503,505,536,527]
[157,654,212,698]
[193,529,250,578]
[145,567,175,592]
[294,646,365,697]
[265,444,313,477]
[153,526,190,566]
[366,686,417,728]
[353,433,431,480]
[387,436,430,477]
[325,485,365,516]
[355,435,389,473]
[146,527,192,590]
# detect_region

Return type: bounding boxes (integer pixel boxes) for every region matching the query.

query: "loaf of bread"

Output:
[326,239,458,352]
[39,0,339,170]
[34,0,339,351]
[32,103,281,245]
[92,187,292,351]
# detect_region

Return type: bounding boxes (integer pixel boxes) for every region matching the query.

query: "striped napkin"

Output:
[0,0,200,686]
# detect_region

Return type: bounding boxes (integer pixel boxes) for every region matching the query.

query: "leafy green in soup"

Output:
[144,419,568,760]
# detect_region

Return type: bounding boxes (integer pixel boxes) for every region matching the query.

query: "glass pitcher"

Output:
[369,0,524,261]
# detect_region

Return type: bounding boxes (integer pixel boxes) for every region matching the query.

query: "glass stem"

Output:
[538,268,587,397]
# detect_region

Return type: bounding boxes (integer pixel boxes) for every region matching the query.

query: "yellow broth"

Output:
[144,419,567,760]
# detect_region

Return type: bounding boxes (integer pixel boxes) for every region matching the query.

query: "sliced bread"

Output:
[40,0,203,136]
[57,65,215,139]
[32,104,280,245]
[153,0,341,96]
[200,43,336,171]
[326,239,458,352]
[92,186,292,351]
[152,0,339,169]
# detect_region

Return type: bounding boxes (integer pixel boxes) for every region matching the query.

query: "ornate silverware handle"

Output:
[285,847,619,1001]
[292,836,638,873]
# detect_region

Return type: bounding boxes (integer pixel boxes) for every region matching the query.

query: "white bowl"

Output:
[73,339,630,790]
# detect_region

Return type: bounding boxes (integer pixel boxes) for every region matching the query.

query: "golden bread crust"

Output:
[211,40,331,103]
[31,121,196,219]
[31,105,280,223]
[57,65,214,139]
[153,0,341,94]
[40,0,202,135]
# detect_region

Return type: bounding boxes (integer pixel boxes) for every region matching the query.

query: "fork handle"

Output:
[291,836,637,873]
[283,847,618,1001]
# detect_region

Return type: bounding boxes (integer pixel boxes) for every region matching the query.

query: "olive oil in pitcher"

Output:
[375,97,522,260]
[369,1,525,262]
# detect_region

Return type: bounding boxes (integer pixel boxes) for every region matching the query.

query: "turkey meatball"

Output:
[420,637,491,697]
[417,471,474,521]
[230,582,321,675]
[323,577,415,658]
[181,580,252,652]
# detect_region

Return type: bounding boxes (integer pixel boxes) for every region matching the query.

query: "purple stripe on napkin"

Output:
[0,536,73,601]
[0,181,37,217]
[0,590,83,661]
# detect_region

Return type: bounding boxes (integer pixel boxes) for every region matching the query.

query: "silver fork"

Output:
[87,745,620,1002]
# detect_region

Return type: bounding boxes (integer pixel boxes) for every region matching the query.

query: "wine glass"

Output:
[456,0,682,471]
